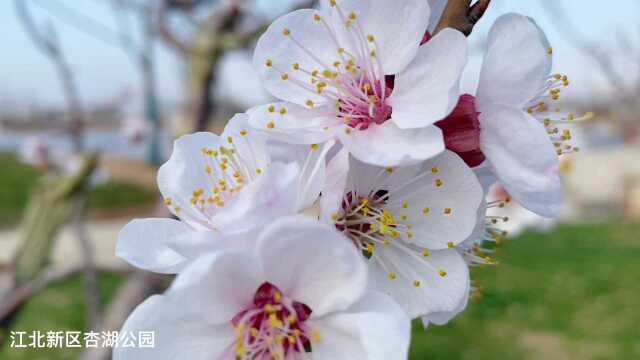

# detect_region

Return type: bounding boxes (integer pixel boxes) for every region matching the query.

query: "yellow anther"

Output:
[279,107,287,115]
[333,61,341,68]
[205,165,212,174]
[163,198,172,206]
[227,136,233,144]
[385,167,394,173]
[366,243,375,254]
[345,128,352,135]
[402,201,408,209]
[312,330,322,343]
[348,11,357,20]
[367,34,375,42]
[306,100,315,108]
[331,212,339,221]
[281,73,289,80]
[439,270,448,277]
[400,214,408,221]
[431,166,439,173]
[447,241,454,248]
[314,13,321,21]
[435,179,443,187]
[422,249,430,257]
[388,272,397,280]
[265,59,273,67]
[256,168,263,174]
[444,208,452,214]
[268,105,275,113]
[413,280,421,288]
[329,0,336,6]
[422,207,430,215]
[267,122,275,129]
[240,129,248,136]
[174,206,182,213]
[338,47,345,54]
[282,28,291,36]
[546,47,553,55]
[311,143,319,150]
[292,63,300,70]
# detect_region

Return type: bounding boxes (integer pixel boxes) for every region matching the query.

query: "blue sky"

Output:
[0,0,638,110]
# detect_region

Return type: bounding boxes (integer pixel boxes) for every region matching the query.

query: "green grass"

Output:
[0,153,157,228]
[410,222,640,359]
[1,223,638,359]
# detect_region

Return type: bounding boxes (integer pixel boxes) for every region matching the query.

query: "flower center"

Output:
[263,4,395,131]
[332,185,449,285]
[228,282,316,360]
[163,132,262,227]
[434,94,485,167]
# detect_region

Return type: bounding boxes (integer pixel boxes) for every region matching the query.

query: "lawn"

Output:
[0,153,157,228]
[1,222,638,359]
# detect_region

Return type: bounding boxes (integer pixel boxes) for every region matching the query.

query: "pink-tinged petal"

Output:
[308,291,410,360]
[248,102,339,144]
[368,247,470,318]
[338,122,445,167]
[389,28,467,129]
[116,218,189,274]
[323,0,430,75]
[253,9,342,106]
[113,295,235,360]
[214,162,301,232]
[257,216,367,317]
[476,13,553,109]
[388,151,484,250]
[479,104,563,218]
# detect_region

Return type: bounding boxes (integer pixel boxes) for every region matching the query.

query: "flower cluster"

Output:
[115,1,589,359]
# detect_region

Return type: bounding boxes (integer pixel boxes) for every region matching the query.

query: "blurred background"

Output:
[0,0,639,359]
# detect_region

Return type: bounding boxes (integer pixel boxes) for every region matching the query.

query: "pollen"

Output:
[279,107,287,115]
[265,59,273,67]
[310,143,319,150]
[413,280,421,288]
[546,47,553,55]
[306,100,315,108]
[268,105,275,113]
[239,129,248,136]
[292,63,300,70]
[281,73,289,80]
[267,121,275,129]
[313,13,321,21]
[439,270,447,277]
[367,34,375,42]
[402,201,408,209]
[282,28,291,36]
[388,272,397,280]
[444,208,452,214]
[431,166,439,173]
[385,167,394,173]
[422,249,430,257]
[422,207,430,215]
[447,241,454,248]
[435,179,443,187]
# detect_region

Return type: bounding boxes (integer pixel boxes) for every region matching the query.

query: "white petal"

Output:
[421,279,470,328]
[369,247,469,318]
[222,113,270,173]
[166,252,265,324]
[309,291,410,360]
[116,218,189,274]
[320,147,350,223]
[157,132,223,228]
[253,8,343,106]
[389,28,467,129]
[296,140,335,211]
[473,160,498,195]
[338,122,445,167]
[214,162,301,232]
[389,151,484,249]
[249,102,339,144]
[113,295,235,360]
[166,228,261,265]
[476,13,552,109]
[257,216,367,317]
[479,104,563,217]
[323,0,430,74]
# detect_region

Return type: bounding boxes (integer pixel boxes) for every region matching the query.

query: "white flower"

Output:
[439,13,592,217]
[249,0,467,167]
[116,114,332,274]
[113,216,411,360]
[319,149,483,318]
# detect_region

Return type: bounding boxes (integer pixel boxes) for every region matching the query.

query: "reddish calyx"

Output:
[435,94,485,167]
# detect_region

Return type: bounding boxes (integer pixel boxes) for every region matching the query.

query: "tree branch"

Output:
[434,0,491,36]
